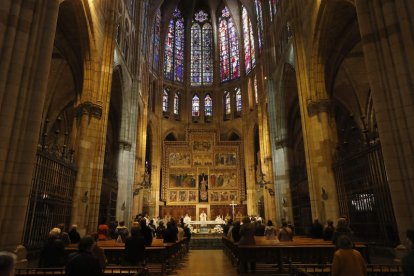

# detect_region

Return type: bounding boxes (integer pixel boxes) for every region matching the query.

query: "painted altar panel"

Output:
[163,129,245,204]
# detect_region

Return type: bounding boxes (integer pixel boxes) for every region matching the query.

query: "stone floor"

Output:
[171,249,238,276]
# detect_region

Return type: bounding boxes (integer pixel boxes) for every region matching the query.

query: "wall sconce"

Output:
[257,170,275,196]
[321,188,328,200]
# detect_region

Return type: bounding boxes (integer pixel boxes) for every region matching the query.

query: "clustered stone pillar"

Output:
[0,0,60,251]
[356,0,414,243]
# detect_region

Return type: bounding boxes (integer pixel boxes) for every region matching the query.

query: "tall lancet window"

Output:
[162,89,169,112]
[191,11,213,86]
[255,0,264,50]
[152,8,161,71]
[205,94,213,117]
[192,94,200,117]
[173,92,180,115]
[236,88,242,112]
[224,91,231,115]
[242,6,256,74]
[219,7,240,82]
[164,9,185,82]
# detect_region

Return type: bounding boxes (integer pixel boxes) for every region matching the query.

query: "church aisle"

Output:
[172,249,238,276]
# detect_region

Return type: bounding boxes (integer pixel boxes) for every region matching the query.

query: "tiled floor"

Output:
[172,249,238,276]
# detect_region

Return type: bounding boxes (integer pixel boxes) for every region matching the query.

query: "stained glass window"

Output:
[191,11,213,86]
[152,8,161,71]
[255,0,264,50]
[242,6,256,74]
[254,75,258,104]
[192,95,200,117]
[173,92,180,115]
[164,9,185,82]
[236,88,242,112]
[162,89,169,112]
[219,7,240,82]
[205,94,213,116]
[225,91,231,114]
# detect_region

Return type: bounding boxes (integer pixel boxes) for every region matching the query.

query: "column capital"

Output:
[307,99,330,116]
[75,101,103,119]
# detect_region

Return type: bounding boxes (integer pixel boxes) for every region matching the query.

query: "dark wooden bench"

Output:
[222,236,369,273]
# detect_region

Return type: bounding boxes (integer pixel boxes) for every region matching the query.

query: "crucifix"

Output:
[229,200,237,220]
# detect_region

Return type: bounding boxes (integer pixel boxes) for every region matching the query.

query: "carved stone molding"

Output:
[75,102,103,119]
[307,99,330,116]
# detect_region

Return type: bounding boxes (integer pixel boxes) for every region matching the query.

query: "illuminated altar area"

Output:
[159,129,247,221]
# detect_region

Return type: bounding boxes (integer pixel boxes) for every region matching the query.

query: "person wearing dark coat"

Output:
[163,221,178,243]
[68,225,81,244]
[140,220,154,246]
[223,219,233,236]
[254,220,266,236]
[231,221,241,243]
[332,218,353,246]
[310,218,324,239]
[65,236,103,276]
[156,221,166,239]
[124,226,146,266]
[38,228,65,267]
[402,229,414,276]
[323,220,335,241]
[239,217,256,273]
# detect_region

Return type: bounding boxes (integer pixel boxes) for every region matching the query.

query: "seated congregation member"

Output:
[0,251,16,276]
[310,218,324,239]
[254,219,265,236]
[163,221,178,243]
[223,219,233,236]
[402,229,414,276]
[115,221,129,243]
[278,221,293,241]
[65,236,103,276]
[38,228,65,267]
[183,224,192,240]
[332,217,353,246]
[57,223,71,246]
[91,233,107,269]
[264,220,277,240]
[155,221,166,239]
[98,220,109,241]
[323,220,335,241]
[177,224,185,241]
[68,224,80,244]
[331,235,366,276]
[124,226,146,266]
[139,219,153,246]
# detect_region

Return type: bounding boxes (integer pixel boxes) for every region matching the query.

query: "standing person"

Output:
[68,224,81,244]
[0,251,16,276]
[38,228,65,267]
[65,236,103,276]
[139,220,153,246]
[402,229,414,276]
[91,233,107,269]
[124,226,145,266]
[238,216,256,273]
[278,221,293,241]
[331,235,366,276]
[323,220,335,241]
[264,220,277,240]
[155,221,166,239]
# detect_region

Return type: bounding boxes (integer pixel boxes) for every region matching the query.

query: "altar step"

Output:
[189,236,223,250]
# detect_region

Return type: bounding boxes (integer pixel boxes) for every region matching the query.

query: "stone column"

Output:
[0,0,60,250]
[292,14,340,223]
[356,0,414,242]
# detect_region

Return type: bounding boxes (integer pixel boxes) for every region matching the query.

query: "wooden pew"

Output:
[222,236,369,273]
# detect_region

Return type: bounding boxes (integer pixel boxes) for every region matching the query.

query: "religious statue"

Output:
[199,173,208,202]
[199,211,207,222]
